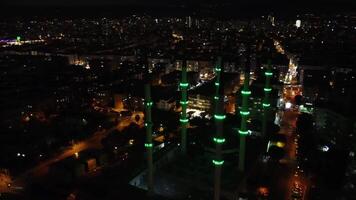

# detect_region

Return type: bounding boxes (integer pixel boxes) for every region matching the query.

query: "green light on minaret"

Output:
[180,118,189,123]
[180,101,188,105]
[264,88,272,92]
[214,114,226,120]
[240,111,250,116]
[145,143,153,148]
[180,82,189,88]
[16,36,21,41]
[238,130,249,135]
[241,90,251,95]
[265,72,273,76]
[213,137,225,144]
[212,160,224,165]
[263,103,270,107]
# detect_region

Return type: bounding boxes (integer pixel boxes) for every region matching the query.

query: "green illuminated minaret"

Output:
[179,60,189,154]
[144,84,154,195]
[213,57,224,200]
[262,60,273,137]
[238,56,251,172]
[214,57,222,101]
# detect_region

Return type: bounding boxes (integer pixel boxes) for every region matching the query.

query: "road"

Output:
[263,108,299,200]
[240,83,308,200]
[272,84,308,200]
[271,36,308,199]
[1,128,113,193]
[281,87,309,200]
[0,111,145,193]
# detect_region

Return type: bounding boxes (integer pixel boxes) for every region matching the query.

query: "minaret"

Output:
[262,60,273,137]
[213,57,224,200]
[144,84,154,195]
[214,57,222,101]
[179,60,189,154]
[238,54,251,172]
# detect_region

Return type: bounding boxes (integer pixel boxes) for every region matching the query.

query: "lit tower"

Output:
[238,55,251,172]
[179,60,189,154]
[214,57,222,101]
[144,84,154,195]
[213,57,225,200]
[262,61,273,137]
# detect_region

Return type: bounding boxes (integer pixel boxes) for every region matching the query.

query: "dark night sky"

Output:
[4,0,143,5]
[3,0,356,5]
[1,0,355,17]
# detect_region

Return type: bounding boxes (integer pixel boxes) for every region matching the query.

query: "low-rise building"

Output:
[156,98,176,111]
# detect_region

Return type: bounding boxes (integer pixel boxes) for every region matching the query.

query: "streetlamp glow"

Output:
[296,20,301,28]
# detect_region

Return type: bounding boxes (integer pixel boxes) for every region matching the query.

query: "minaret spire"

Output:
[179,60,189,154]
[238,49,252,172]
[213,57,225,200]
[144,84,154,195]
[262,60,273,137]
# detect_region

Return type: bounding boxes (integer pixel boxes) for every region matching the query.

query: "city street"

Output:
[1,128,112,193]
[1,111,144,193]
[269,84,308,200]
[242,83,308,200]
